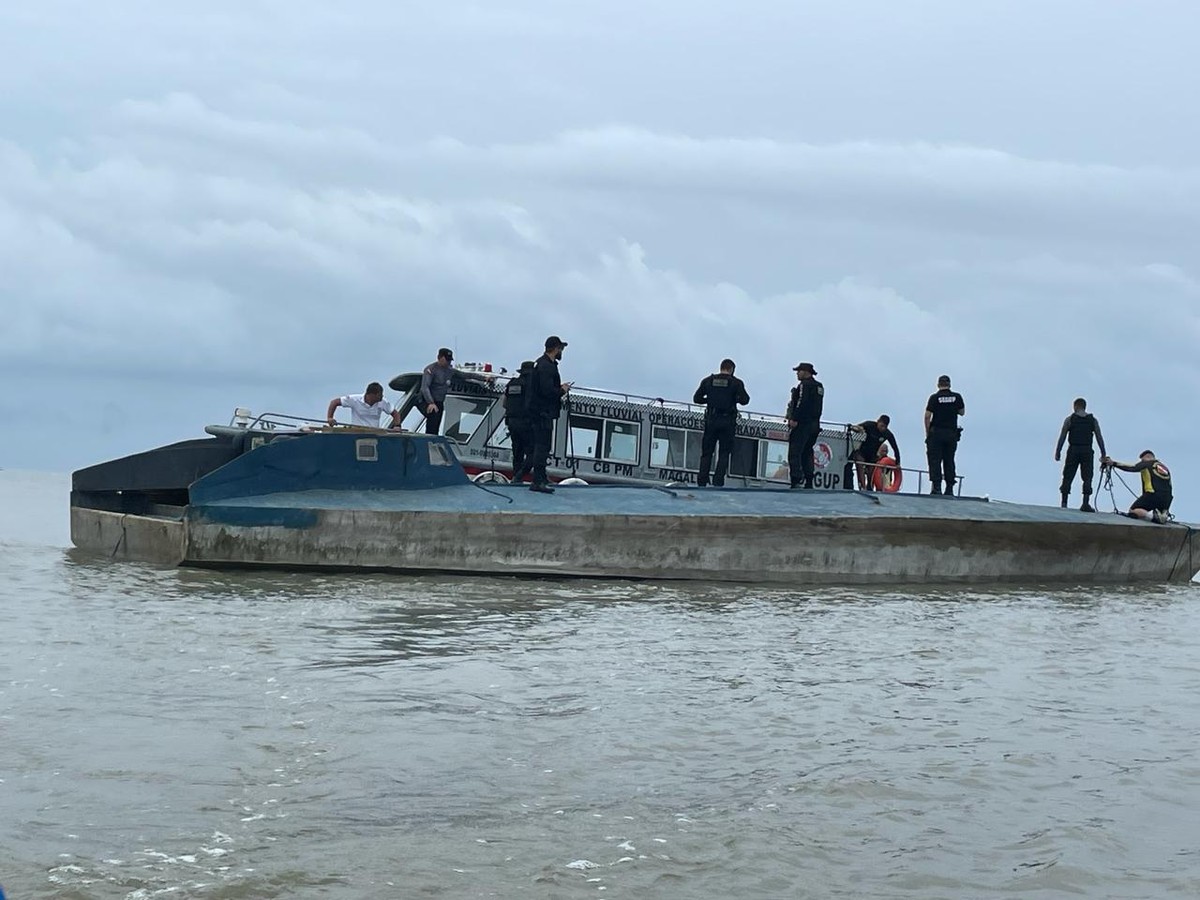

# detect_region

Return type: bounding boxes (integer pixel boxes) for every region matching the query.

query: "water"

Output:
[2,470,1199,899]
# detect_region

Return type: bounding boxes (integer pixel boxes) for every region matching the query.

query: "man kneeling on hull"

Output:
[1103,451,1173,523]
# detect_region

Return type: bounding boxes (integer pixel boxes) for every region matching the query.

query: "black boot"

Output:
[530,482,555,494]
[1060,493,1068,509]
[1081,498,1095,513]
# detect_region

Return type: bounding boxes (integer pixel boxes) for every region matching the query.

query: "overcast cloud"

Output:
[2,0,1198,516]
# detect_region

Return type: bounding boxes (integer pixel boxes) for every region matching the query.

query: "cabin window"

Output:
[729,437,758,478]
[484,420,559,453]
[356,438,378,462]
[567,415,602,458]
[441,396,494,443]
[650,425,702,471]
[486,420,512,450]
[761,439,790,480]
[603,421,640,463]
[428,442,454,466]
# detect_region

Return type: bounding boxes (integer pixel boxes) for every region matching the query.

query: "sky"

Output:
[2,0,1198,517]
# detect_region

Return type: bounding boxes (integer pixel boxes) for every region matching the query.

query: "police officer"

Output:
[528,336,572,494]
[1054,397,1106,511]
[850,415,902,490]
[923,375,965,495]
[693,358,750,487]
[504,360,536,484]
[786,362,824,489]
[419,348,454,435]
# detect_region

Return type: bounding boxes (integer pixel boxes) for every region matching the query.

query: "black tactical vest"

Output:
[504,376,529,420]
[1067,413,1096,447]
[706,375,737,415]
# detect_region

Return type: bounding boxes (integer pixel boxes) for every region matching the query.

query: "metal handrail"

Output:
[229,411,329,431]
[226,404,966,495]
[228,410,409,435]
[850,458,965,496]
[399,368,863,435]
[574,388,854,435]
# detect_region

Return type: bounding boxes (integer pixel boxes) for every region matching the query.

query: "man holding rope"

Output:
[1102,450,1173,523]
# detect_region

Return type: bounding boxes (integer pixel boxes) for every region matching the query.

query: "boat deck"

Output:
[194,482,1170,528]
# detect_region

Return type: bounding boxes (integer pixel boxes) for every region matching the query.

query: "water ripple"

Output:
[2,473,1200,897]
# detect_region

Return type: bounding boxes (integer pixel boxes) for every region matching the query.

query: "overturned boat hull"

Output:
[71,431,1200,585]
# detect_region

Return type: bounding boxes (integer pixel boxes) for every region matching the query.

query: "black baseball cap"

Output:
[545,335,568,349]
[938,374,951,386]
[793,362,817,374]
[438,347,453,361]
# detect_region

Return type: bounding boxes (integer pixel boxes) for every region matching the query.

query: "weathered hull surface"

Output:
[71,495,1200,585]
[70,432,1200,585]
[71,507,187,566]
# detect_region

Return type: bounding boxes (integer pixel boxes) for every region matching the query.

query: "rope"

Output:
[471,480,514,504]
[111,514,128,558]
[1098,462,1137,513]
[1098,463,1117,512]
[1168,526,1196,582]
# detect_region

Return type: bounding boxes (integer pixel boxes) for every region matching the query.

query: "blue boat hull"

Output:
[70,431,1200,584]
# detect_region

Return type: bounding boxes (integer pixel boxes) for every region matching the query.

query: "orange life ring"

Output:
[872,457,903,493]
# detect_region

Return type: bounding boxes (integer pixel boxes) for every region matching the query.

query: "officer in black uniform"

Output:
[504,360,536,484]
[923,374,965,495]
[1054,397,1106,511]
[786,362,824,489]
[528,336,571,494]
[850,415,902,490]
[693,358,750,487]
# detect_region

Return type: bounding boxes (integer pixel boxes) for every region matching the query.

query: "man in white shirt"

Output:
[326,382,402,429]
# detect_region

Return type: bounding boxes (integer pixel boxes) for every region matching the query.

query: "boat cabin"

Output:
[388,364,864,490]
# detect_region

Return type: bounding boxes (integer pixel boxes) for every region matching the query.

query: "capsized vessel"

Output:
[70,428,1200,585]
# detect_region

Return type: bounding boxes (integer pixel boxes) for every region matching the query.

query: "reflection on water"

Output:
[4,471,1200,898]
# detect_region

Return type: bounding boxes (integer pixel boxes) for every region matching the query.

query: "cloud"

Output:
[115,93,393,169]
[9,102,1197,398]
[3,1,1200,518]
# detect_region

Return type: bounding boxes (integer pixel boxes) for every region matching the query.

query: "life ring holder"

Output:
[872,457,903,493]
[471,471,511,485]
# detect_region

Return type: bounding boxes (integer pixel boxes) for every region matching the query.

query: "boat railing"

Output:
[222,405,963,495]
[228,409,330,432]
[850,458,965,497]
[570,386,856,434]
[402,370,872,436]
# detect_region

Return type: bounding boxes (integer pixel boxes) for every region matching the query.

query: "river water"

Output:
[2,469,1199,899]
